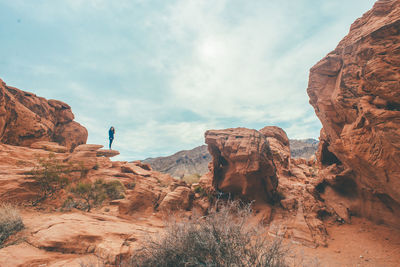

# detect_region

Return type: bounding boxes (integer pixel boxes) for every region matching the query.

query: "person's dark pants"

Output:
[109,137,114,149]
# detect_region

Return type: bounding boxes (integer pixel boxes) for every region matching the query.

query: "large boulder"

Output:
[158,186,193,211]
[0,79,87,150]
[205,127,277,202]
[307,0,400,227]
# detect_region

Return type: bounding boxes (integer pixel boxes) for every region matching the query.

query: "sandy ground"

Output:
[2,207,400,267]
[291,217,400,267]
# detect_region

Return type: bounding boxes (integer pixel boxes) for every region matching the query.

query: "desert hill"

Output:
[143,145,211,178]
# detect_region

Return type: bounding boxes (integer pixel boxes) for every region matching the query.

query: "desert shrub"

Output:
[30,153,71,204]
[126,201,288,267]
[181,173,201,185]
[103,180,125,200]
[70,180,106,212]
[193,185,215,202]
[70,179,125,211]
[0,203,24,247]
[62,196,78,211]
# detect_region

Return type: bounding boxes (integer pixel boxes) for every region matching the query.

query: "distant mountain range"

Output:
[143,139,318,178]
[143,145,211,178]
[290,138,319,159]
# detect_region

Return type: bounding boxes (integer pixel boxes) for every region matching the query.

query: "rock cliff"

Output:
[307,0,400,227]
[0,79,87,150]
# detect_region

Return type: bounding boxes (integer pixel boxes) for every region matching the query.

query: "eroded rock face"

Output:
[307,0,400,227]
[204,126,329,247]
[259,126,291,177]
[0,79,87,150]
[205,128,278,202]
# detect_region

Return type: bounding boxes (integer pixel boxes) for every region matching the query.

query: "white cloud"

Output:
[113,120,217,160]
[160,0,312,123]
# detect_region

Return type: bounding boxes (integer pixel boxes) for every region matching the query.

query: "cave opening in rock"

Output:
[315,181,328,194]
[321,142,341,166]
[387,101,400,111]
[317,209,330,220]
[332,176,358,198]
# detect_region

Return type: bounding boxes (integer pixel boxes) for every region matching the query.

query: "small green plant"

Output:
[70,179,125,212]
[103,180,125,200]
[0,203,24,247]
[70,180,106,212]
[31,153,71,204]
[30,154,91,205]
[62,196,78,211]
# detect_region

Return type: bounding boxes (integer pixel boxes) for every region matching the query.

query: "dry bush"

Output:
[30,153,71,204]
[0,203,24,247]
[30,153,89,205]
[126,200,288,267]
[69,179,125,212]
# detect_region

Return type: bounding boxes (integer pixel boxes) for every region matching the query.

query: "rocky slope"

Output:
[308,0,400,228]
[0,141,198,266]
[290,138,319,159]
[0,79,87,150]
[143,145,211,178]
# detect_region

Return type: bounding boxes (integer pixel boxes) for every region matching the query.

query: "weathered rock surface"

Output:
[121,162,152,177]
[205,128,278,202]
[0,142,194,217]
[73,144,104,152]
[259,126,291,177]
[30,141,68,153]
[0,141,198,265]
[203,126,330,247]
[0,211,165,266]
[307,0,400,228]
[159,186,193,211]
[96,149,120,158]
[0,79,87,150]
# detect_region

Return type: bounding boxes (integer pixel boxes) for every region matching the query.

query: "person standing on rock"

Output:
[109,126,115,149]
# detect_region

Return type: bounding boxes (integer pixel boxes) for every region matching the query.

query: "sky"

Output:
[0,0,376,161]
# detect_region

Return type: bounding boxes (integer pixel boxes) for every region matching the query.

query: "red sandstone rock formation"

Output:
[307,0,400,227]
[205,127,278,202]
[259,126,291,177]
[0,79,87,150]
[204,126,329,247]
[0,142,193,215]
[0,141,197,264]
